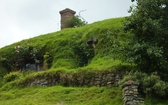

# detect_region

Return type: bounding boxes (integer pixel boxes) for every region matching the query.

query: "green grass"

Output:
[0,86,122,105]
[0,17,128,73]
[0,17,168,105]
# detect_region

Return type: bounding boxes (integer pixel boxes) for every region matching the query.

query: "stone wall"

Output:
[19,70,125,87]
[122,80,144,105]
[17,69,144,105]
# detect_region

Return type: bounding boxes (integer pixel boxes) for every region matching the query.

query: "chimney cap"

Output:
[59,8,76,14]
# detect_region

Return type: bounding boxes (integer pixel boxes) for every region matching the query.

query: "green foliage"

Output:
[3,72,21,83]
[0,63,8,87]
[67,15,87,28]
[0,14,167,104]
[120,71,168,98]
[0,46,17,71]
[0,86,122,105]
[144,97,168,105]
[125,0,168,78]
[0,63,8,77]
[0,43,46,71]
[142,73,168,97]
[15,43,45,64]
[43,52,53,69]
[73,42,95,67]
[0,17,127,72]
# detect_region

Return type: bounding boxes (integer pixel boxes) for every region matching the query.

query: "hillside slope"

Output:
[0,17,129,74]
[0,17,128,105]
[1,17,167,105]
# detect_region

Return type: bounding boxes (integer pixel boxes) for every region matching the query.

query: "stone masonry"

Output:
[59,8,76,30]
[17,69,144,105]
[23,71,123,87]
[122,80,144,105]
[18,70,125,87]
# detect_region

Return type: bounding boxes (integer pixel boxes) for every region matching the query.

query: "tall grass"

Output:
[0,86,122,105]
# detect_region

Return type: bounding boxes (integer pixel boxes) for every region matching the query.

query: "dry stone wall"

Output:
[19,70,125,87]
[18,69,144,105]
[122,80,144,105]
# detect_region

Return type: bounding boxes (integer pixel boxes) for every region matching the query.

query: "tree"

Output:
[125,0,168,80]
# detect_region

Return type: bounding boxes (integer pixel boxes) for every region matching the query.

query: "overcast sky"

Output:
[0,0,133,48]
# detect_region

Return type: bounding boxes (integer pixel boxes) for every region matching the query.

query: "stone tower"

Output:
[59,8,76,30]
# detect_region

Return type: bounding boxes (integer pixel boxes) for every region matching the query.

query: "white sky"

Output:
[0,0,133,48]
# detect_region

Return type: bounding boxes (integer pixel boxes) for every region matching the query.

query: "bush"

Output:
[120,71,168,98]
[124,0,168,80]
[67,15,87,28]
[142,72,168,97]
[3,71,22,83]
[43,52,53,69]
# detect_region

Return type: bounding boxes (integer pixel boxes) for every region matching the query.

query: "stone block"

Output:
[95,77,101,81]
[126,101,133,105]
[123,87,129,91]
[133,88,138,92]
[129,91,134,94]
[94,80,101,85]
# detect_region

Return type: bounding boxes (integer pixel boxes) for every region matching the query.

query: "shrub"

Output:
[3,71,22,83]
[124,0,168,80]
[142,72,168,98]
[67,15,87,28]
[73,42,95,67]
[43,52,53,69]
[120,71,168,98]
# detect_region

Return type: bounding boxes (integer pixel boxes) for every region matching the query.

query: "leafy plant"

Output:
[124,0,168,80]
[43,52,53,69]
[73,42,95,67]
[67,15,87,28]
[120,71,168,98]
[13,43,46,71]
[3,71,21,83]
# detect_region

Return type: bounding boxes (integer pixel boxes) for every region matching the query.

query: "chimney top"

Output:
[59,8,76,30]
[59,8,76,14]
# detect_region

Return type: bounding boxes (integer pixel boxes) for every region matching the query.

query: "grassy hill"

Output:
[0,17,128,71]
[0,17,168,105]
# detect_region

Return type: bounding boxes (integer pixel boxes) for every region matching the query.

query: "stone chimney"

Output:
[59,8,76,30]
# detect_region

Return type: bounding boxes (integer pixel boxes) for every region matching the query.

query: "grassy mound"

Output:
[0,17,130,73]
[1,17,167,105]
[0,17,129,105]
